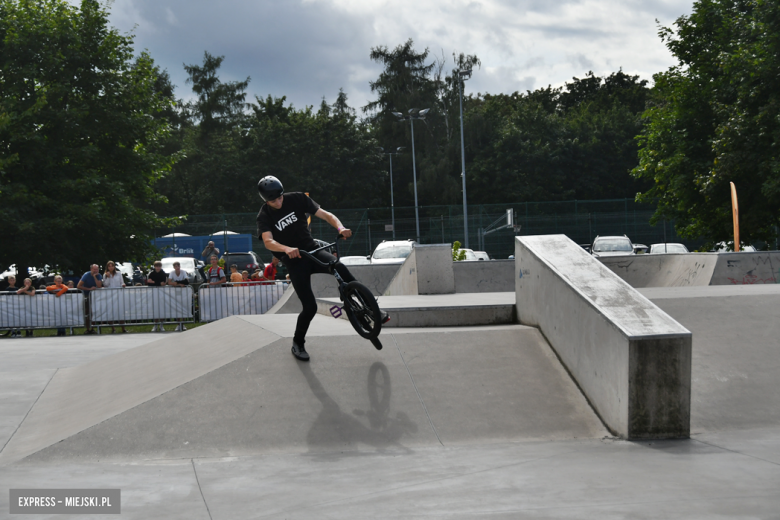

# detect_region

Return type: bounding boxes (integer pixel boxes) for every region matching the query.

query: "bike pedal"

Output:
[370,337,383,350]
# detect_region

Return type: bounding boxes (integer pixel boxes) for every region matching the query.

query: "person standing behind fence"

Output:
[4,276,21,337]
[201,241,220,261]
[77,264,102,334]
[206,255,226,286]
[146,260,167,332]
[262,256,280,285]
[46,275,69,336]
[103,261,127,334]
[16,278,36,337]
[167,261,190,332]
[229,264,242,283]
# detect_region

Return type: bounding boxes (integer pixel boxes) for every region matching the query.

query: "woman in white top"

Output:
[103,260,127,333]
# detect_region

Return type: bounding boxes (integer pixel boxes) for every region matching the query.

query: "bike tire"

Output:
[342,281,382,339]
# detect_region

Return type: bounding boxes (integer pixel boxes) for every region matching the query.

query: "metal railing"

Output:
[89,286,196,329]
[0,282,289,334]
[198,281,288,323]
[0,290,85,332]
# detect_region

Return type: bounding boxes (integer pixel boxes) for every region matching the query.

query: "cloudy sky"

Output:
[98,0,695,111]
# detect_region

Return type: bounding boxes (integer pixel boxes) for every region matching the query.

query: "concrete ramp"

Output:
[600,251,780,288]
[2,315,606,464]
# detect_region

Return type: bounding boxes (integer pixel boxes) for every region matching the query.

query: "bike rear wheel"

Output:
[342,281,382,339]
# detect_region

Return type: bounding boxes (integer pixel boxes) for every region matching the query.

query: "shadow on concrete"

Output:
[299,361,418,458]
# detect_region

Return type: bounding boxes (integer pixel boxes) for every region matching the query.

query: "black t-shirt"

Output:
[147,269,168,286]
[256,192,321,260]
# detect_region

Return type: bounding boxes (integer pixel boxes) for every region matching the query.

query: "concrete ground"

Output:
[1,287,780,519]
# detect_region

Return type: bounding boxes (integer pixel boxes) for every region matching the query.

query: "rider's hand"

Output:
[340,228,352,239]
[286,247,301,259]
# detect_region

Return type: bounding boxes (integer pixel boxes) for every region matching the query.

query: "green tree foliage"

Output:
[0,0,179,271]
[365,39,649,210]
[633,0,780,246]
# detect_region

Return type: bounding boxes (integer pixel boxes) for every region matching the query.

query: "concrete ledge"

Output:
[384,244,455,296]
[515,235,691,439]
[454,260,514,293]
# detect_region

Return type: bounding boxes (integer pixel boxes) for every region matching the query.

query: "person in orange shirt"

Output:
[46,275,70,336]
[229,264,243,283]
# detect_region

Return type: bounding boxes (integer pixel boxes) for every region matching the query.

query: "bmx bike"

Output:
[295,235,385,350]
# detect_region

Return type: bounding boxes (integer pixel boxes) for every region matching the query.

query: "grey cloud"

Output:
[108,0,381,110]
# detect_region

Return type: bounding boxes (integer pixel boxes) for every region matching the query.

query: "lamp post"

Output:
[378,146,404,240]
[456,69,472,248]
[391,108,429,243]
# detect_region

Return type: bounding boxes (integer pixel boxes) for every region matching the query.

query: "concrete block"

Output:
[515,235,692,439]
[454,260,514,293]
[384,244,455,296]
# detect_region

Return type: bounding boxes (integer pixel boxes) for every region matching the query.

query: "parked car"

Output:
[590,235,635,257]
[221,251,264,275]
[370,239,417,265]
[339,256,371,266]
[160,257,205,285]
[474,251,491,261]
[649,243,689,254]
[458,248,479,261]
[711,241,757,252]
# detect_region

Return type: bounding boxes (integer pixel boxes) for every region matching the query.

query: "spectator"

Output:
[167,261,189,287]
[262,256,280,284]
[250,271,262,282]
[146,260,167,332]
[241,270,250,285]
[102,260,127,333]
[229,264,242,283]
[66,280,75,288]
[167,261,189,333]
[46,275,69,336]
[206,255,226,286]
[16,278,36,337]
[77,264,103,334]
[201,241,220,261]
[4,276,20,338]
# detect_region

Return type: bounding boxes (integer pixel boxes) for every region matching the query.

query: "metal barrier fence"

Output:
[0,290,84,331]
[0,282,289,334]
[198,281,288,323]
[90,286,196,329]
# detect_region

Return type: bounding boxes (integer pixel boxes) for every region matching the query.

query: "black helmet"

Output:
[257,176,284,201]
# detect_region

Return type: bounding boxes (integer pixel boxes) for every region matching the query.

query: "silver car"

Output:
[160,257,204,285]
[590,236,635,257]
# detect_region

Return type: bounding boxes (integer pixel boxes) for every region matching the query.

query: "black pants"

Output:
[286,250,355,345]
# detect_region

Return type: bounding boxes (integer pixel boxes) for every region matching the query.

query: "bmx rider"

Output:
[256,176,388,361]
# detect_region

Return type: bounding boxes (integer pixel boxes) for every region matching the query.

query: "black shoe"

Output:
[84,329,96,335]
[380,310,390,324]
[291,340,310,361]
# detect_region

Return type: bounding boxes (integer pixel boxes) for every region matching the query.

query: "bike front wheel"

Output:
[342,281,382,339]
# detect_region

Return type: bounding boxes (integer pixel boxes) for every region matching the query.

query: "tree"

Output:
[633,0,780,247]
[0,0,179,271]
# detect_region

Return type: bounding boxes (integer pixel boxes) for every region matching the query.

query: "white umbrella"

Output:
[209,230,238,236]
[161,233,192,238]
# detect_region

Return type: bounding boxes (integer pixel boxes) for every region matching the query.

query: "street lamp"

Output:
[456,69,472,248]
[378,146,404,240]
[391,108,430,243]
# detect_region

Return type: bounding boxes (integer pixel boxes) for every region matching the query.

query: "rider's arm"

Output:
[262,231,301,259]
[314,209,352,238]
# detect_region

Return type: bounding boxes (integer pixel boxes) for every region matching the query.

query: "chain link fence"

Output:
[158,199,697,261]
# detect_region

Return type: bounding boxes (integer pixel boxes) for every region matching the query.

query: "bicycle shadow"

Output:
[299,361,418,459]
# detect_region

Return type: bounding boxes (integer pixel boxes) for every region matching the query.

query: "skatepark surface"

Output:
[1,285,779,517]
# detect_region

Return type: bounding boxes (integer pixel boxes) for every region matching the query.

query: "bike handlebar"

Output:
[286,234,344,268]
